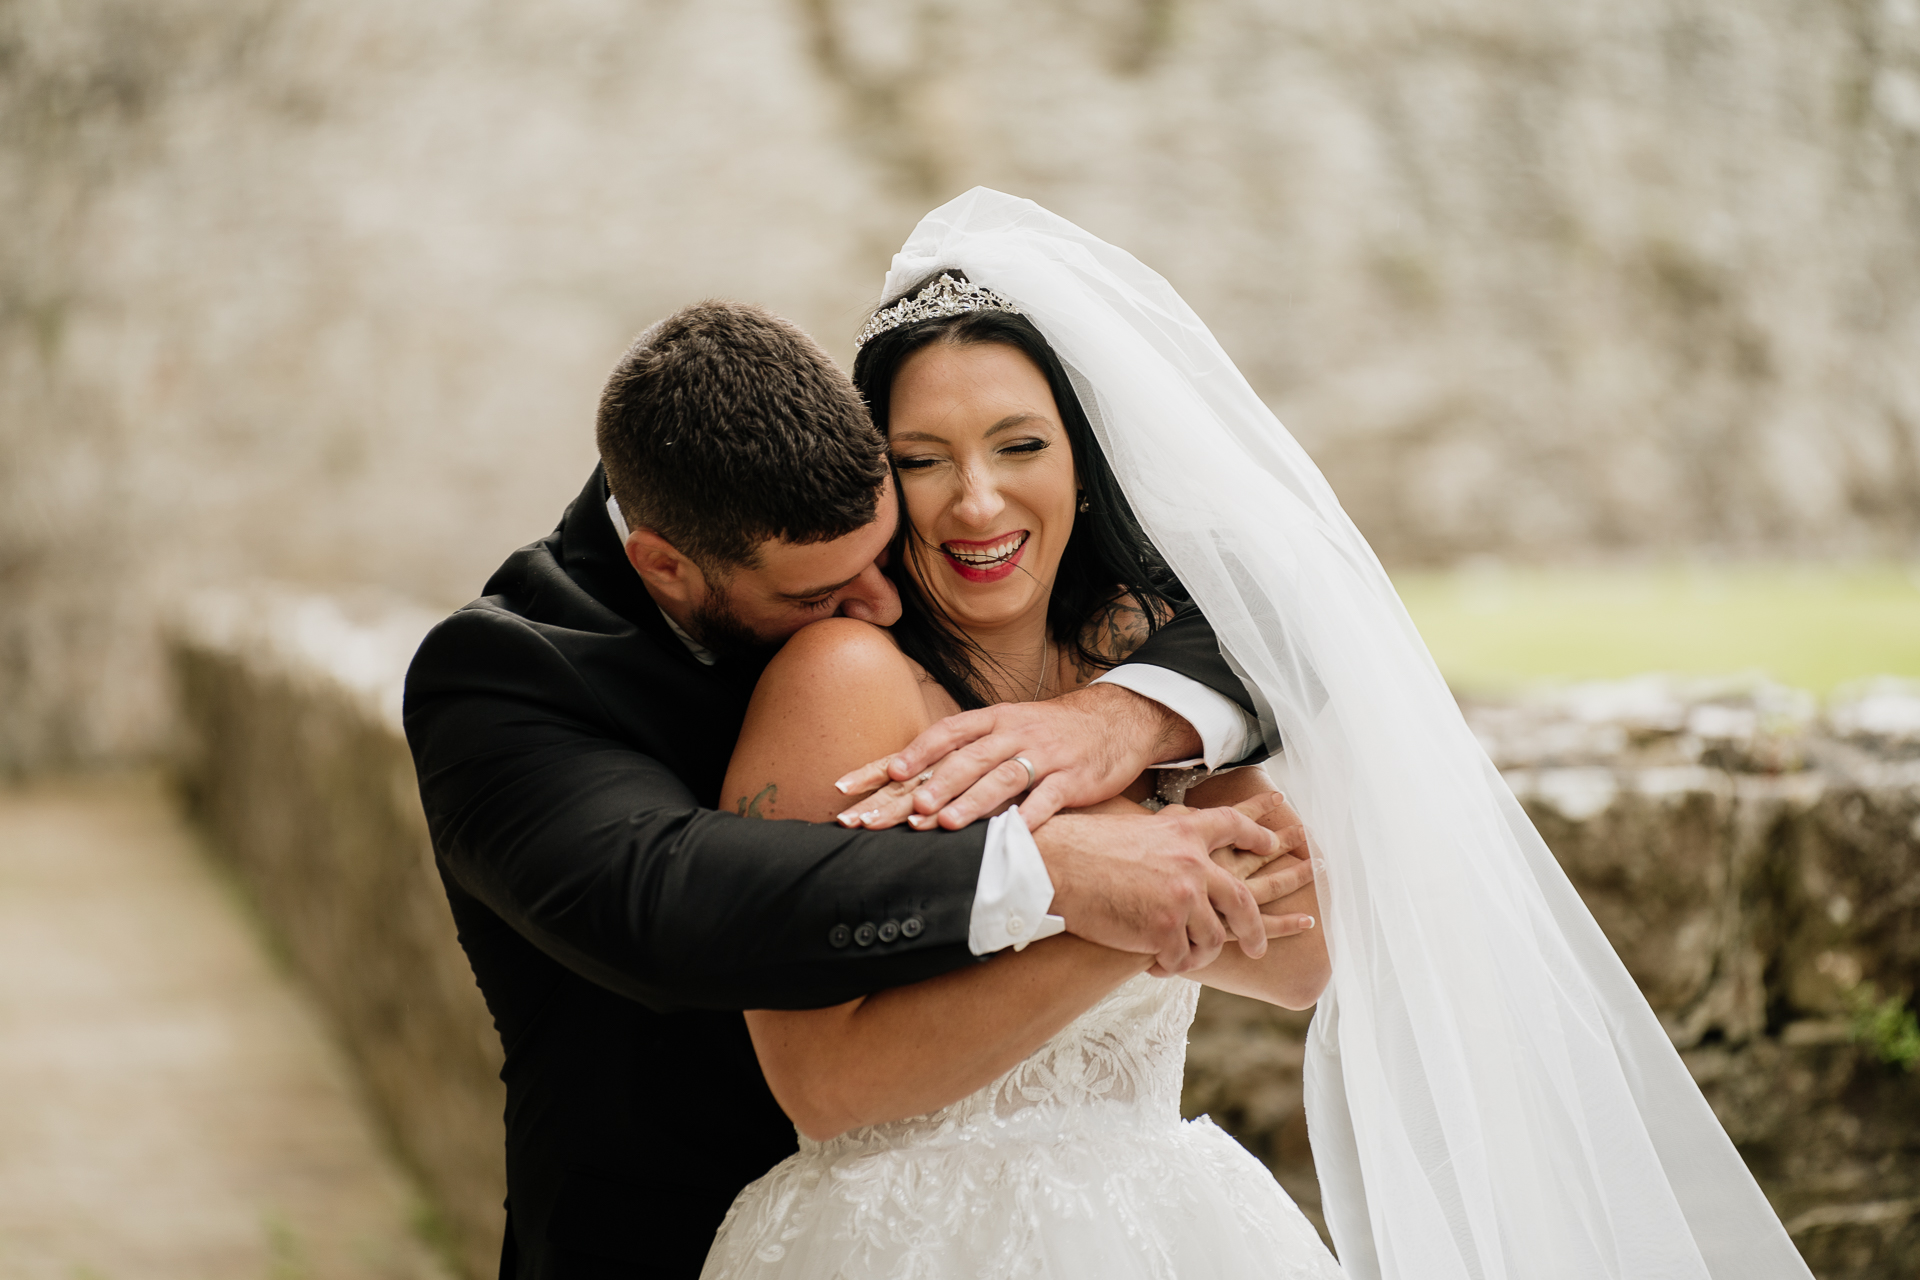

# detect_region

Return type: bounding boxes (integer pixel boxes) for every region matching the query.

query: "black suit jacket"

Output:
[402,466,1260,1278]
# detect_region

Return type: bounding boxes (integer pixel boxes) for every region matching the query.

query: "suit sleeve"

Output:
[404,608,988,1014]
[1124,604,1273,762]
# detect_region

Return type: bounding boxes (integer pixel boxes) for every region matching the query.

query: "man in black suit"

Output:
[403,302,1277,1277]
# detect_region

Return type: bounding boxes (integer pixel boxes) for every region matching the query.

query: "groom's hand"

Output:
[832,683,1199,830]
[1029,802,1281,973]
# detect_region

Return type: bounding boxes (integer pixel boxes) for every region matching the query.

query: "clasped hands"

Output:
[833,684,1316,975]
[1135,794,1316,978]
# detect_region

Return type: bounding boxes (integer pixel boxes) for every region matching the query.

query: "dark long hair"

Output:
[851,270,1187,710]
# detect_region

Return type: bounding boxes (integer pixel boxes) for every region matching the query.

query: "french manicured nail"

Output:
[836,811,861,827]
[938,808,961,826]
[907,814,936,830]
[1310,858,1327,876]
[834,777,855,794]
[857,809,882,825]
[1302,916,1315,929]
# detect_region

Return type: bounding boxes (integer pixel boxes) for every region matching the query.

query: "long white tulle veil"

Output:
[879,188,1812,1280]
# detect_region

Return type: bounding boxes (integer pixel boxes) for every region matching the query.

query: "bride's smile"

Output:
[886,339,1079,642]
[939,529,1029,580]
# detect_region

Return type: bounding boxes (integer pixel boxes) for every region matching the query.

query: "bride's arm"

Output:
[725,618,1150,1141]
[1179,768,1330,1010]
[1062,596,1327,1009]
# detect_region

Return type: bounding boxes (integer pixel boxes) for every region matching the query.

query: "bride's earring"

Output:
[1077,492,1090,513]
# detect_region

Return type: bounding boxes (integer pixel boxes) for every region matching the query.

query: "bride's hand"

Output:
[829,767,932,829]
[1164,794,1317,953]
[1183,792,1307,880]
[831,683,1192,830]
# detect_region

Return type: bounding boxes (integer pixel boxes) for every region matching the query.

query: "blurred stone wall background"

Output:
[3,0,1918,771]
[8,6,1919,1273]
[170,595,1920,1276]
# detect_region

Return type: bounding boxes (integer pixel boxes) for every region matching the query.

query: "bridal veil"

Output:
[879,188,1811,1280]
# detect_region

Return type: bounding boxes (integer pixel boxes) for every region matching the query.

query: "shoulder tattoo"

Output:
[1071,596,1156,684]
[734,782,777,820]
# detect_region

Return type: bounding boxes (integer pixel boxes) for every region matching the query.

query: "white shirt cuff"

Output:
[968,809,1066,955]
[1091,663,1256,770]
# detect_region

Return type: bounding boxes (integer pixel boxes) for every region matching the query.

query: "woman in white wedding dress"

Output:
[704,191,1815,1280]
[699,264,1345,1278]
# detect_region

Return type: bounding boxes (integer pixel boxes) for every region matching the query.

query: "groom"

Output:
[403,300,1276,1278]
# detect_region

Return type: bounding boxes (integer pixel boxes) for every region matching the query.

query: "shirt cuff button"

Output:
[877,920,900,943]
[828,924,851,948]
[853,922,877,946]
[1006,914,1027,938]
[900,916,924,938]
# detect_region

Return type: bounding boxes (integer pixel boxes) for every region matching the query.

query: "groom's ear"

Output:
[623,528,708,606]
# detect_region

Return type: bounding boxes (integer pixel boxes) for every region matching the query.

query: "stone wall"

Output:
[1187,675,1920,1277]
[170,592,506,1280]
[8,0,1919,772]
[172,592,1920,1278]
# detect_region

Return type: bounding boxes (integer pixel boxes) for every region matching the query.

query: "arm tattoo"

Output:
[1070,597,1154,684]
[734,782,777,820]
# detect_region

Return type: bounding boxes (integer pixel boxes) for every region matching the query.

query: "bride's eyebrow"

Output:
[983,413,1046,437]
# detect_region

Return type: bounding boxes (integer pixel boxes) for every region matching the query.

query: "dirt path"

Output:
[0,774,451,1279]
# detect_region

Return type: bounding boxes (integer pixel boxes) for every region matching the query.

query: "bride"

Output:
[701,190,1813,1280]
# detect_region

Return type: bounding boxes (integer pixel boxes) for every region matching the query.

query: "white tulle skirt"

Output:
[700,1097,1344,1280]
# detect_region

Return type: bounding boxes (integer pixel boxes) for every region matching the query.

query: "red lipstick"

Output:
[940,531,1030,583]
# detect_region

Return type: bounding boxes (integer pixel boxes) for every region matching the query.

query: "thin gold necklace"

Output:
[1030,638,1053,701]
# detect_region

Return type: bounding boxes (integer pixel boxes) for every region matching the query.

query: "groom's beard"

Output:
[687,595,784,666]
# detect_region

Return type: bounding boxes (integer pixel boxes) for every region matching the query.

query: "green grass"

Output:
[1390,562,1920,697]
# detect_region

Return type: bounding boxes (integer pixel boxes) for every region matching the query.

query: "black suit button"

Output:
[901,915,924,938]
[853,922,877,946]
[877,920,900,943]
[828,924,852,948]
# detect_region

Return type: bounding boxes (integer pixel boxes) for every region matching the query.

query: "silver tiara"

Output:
[854,273,1023,348]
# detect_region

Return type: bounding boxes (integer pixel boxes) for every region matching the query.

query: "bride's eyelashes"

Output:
[998,438,1049,456]
[889,439,1052,472]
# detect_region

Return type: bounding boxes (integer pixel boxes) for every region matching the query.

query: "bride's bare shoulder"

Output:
[762,617,919,685]
[730,619,939,822]
[752,618,936,723]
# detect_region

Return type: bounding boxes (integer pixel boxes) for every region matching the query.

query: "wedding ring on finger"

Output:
[1013,756,1037,790]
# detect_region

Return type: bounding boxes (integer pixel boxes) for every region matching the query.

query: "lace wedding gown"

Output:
[700,974,1345,1279]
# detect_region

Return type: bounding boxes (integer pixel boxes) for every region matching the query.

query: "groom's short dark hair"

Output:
[597,301,887,571]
